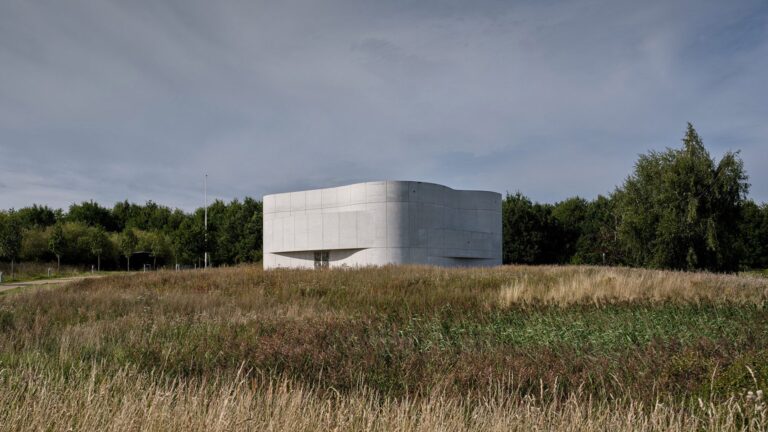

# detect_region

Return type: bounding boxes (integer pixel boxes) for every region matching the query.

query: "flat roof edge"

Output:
[263,180,500,198]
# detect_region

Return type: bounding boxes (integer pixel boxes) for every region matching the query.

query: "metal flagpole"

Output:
[204,173,208,269]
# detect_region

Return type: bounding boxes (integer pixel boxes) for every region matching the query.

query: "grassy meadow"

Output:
[1,265,767,431]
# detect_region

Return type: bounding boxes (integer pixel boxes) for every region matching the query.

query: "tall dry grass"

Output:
[1,265,767,431]
[495,265,768,306]
[1,364,766,431]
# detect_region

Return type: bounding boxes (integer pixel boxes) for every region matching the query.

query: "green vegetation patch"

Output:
[394,303,764,353]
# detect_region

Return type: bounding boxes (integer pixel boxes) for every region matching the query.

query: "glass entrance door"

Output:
[314,251,329,269]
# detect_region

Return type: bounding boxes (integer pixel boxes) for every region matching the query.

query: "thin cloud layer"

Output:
[1,0,766,210]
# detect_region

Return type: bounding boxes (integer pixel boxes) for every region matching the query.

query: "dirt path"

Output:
[0,275,105,294]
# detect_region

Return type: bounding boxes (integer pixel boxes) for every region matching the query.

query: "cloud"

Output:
[0,0,766,211]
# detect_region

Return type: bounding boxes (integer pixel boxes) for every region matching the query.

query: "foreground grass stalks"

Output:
[0,364,765,432]
[1,265,767,430]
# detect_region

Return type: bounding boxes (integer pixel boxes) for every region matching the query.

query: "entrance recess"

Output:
[314,251,329,269]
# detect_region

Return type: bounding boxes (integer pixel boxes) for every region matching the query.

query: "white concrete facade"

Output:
[263,181,502,269]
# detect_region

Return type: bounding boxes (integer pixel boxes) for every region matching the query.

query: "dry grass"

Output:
[1,364,766,432]
[1,264,768,431]
[495,266,768,306]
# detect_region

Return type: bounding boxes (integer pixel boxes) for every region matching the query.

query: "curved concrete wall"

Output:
[263,181,501,268]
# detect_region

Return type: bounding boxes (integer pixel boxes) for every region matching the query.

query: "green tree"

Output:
[48,223,65,272]
[171,218,205,267]
[61,222,92,265]
[615,123,749,271]
[241,198,264,262]
[0,212,23,277]
[740,201,768,269]
[551,197,589,263]
[20,228,52,262]
[86,227,110,271]
[572,195,621,265]
[139,230,170,269]
[150,233,170,269]
[112,200,177,232]
[502,192,562,264]
[119,229,138,271]
[15,205,59,229]
[68,201,118,231]
[196,198,264,266]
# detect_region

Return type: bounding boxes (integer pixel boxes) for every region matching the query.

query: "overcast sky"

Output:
[1,0,766,211]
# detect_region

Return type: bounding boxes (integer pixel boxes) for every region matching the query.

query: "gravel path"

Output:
[0,275,104,294]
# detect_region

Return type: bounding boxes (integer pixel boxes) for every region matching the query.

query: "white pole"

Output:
[204,173,208,269]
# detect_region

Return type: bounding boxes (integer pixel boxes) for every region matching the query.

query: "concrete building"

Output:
[263,181,502,269]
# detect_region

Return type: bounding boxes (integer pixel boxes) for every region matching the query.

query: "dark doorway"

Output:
[313,251,329,269]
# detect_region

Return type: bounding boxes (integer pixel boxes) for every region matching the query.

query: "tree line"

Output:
[0,198,262,273]
[502,124,768,272]
[1,124,766,274]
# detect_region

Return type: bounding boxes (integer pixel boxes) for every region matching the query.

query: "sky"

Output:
[1,0,767,211]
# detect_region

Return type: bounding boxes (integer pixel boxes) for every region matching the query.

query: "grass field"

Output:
[0,261,94,283]
[1,265,767,430]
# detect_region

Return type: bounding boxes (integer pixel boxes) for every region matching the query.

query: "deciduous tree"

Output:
[119,229,138,271]
[615,123,749,271]
[48,223,65,272]
[86,227,110,271]
[0,212,22,277]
